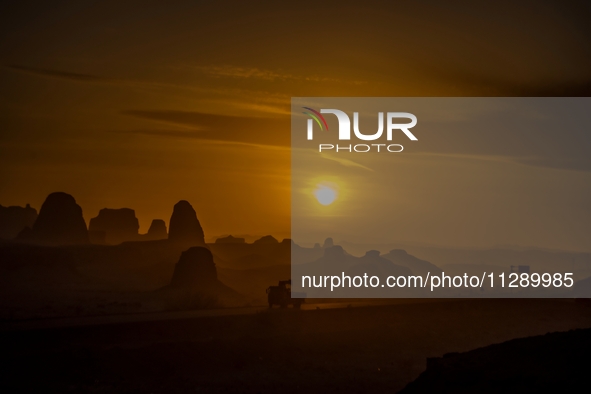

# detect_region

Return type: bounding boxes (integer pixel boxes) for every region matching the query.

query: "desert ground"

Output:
[2,298,591,393]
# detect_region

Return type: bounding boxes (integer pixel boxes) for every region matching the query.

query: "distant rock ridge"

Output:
[0,203,37,239]
[215,235,245,244]
[302,245,358,275]
[323,237,334,248]
[89,208,139,244]
[381,249,442,276]
[364,250,381,258]
[22,192,89,245]
[253,235,278,245]
[354,249,413,277]
[324,244,346,259]
[168,200,205,246]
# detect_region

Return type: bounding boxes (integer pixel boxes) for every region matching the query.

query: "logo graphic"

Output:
[305,108,417,141]
[302,107,329,132]
[303,107,418,153]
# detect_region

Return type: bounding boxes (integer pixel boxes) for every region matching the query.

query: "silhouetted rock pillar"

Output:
[146,219,167,240]
[27,192,89,245]
[168,200,205,246]
[0,203,38,239]
[89,208,139,244]
[170,247,217,288]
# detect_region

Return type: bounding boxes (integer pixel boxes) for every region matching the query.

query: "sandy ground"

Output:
[2,298,591,393]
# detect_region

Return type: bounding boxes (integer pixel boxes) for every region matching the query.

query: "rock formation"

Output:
[15,226,33,241]
[364,249,381,258]
[253,235,279,245]
[88,230,106,245]
[145,219,167,240]
[320,245,357,269]
[165,246,242,307]
[381,249,442,276]
[0,203,37,239]
[354,249,413,277]
[323,237,334,248]
[215,235,245,244]
[169,247,218,288]
[23,192,89,245]
[324,244,348,260]
[291,241,325,264]
[168,200,205,246]
[89,208,139,244]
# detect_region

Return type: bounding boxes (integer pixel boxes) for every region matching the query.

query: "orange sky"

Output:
[292,98,591,252]
[1,0,590,243]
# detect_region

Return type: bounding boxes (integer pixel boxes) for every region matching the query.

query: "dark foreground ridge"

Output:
[400,327,591,393]
[1,300,591,393]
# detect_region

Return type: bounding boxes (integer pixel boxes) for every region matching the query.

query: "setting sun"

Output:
[314,184,338,205]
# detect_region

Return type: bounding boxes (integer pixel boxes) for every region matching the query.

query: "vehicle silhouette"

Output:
[266,279,305,309]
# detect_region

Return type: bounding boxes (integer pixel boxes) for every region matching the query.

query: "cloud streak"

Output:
[6,64,103,82]
[319,154,374,171]
[5,64,291,116]
[196,65,365,84]
[121,110,289,147]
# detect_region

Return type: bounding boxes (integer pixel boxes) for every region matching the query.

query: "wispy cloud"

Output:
[111,128,290,151]
[120,110,289,147]
[6,64,103,82]
[5,64,292,116]
[196,65,365,84]
[198,65,294,81]
[319,154,374,171]
[409,152,591,173]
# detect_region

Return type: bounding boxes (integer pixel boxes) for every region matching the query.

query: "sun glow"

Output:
[313,184,338,205]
